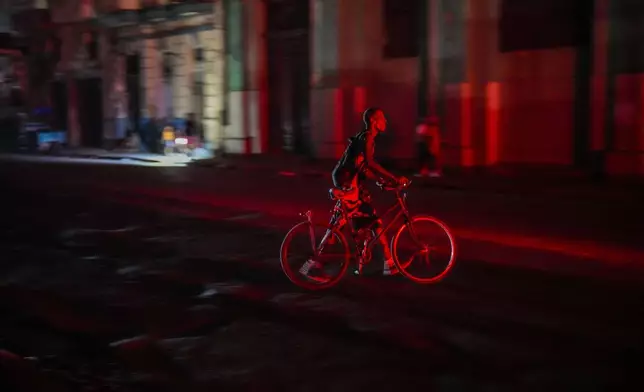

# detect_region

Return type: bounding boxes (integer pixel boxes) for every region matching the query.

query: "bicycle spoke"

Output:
[399,249,426,269]
[421,249,430,266]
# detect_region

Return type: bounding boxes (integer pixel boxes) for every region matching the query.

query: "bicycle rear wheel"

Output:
[280,221,350,290]
[391,215,456,284]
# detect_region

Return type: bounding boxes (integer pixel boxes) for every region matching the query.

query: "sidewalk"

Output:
[60,147,165,163]
[0,147,213,167]
[194,154,644,203]
[62,147,215,162]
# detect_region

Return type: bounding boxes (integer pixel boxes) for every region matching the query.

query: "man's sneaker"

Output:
[383,259,399,276]
[299,259,331,283]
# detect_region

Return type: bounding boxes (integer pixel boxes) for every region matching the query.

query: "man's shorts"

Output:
[341,187,381,231]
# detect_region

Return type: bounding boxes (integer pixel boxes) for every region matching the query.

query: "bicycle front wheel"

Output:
[280,221,350,290]
[391,215,456,284]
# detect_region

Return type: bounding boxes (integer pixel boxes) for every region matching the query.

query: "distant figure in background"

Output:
[185,112,196,137]
[415,115,442,177]
[185,112,204,143]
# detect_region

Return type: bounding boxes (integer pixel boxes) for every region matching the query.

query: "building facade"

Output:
[6,0,644,176]
[6,0,224,150]
[92,0,225,152]
[228,0,643,176]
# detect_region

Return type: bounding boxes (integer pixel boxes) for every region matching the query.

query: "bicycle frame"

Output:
[358,191,410,249]
[301,185,420,262]
[332,187,412,254]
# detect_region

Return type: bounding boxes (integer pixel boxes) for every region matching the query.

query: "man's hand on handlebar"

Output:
[377,177,412,190]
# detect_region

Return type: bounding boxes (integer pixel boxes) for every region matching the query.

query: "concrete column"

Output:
[458,0,512,167]
[200,0,225,151]
[142,36,162,119]
[102,31,127,142]
[244,0,268,154]
[184,34,197,120]
[479,0,501,166]
[310,0,341,159]
[439,0,470,167]
[160,42,172,120]
[224,0,246,154]
[170,35,191,121]
[310,0,369,159]
[464,0,497,167]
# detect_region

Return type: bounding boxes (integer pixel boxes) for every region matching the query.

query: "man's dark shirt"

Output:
[332,130,396,189]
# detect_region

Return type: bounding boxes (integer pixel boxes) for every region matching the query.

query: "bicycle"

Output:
[280,180,457,290]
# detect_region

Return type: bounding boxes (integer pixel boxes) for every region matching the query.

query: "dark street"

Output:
[1,160,644,391]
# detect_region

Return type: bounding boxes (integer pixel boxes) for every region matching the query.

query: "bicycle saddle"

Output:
[328,187,357,200]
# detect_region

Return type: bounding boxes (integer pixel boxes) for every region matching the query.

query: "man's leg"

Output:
[373,226,391,260]
[361,200,398,276]
[428,153,442,177]
[416,141,429,176]
[372,225,398,275]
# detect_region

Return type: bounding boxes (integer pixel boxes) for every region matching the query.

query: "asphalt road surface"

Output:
[1,159,643,391]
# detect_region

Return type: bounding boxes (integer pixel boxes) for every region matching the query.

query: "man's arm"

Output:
[364,134,397,182]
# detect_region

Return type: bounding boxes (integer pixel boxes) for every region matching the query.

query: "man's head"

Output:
[363,107,387,133]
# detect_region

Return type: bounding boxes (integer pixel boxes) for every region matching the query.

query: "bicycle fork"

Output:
[405,218,431,265]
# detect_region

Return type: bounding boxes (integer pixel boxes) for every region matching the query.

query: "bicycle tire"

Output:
[280,221,351,290]
[391,215,457,284]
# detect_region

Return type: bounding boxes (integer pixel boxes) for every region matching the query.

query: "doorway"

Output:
[50,79,68,132]
[266,0,310,155]
[76,77,103,147]
[126,54,141,138]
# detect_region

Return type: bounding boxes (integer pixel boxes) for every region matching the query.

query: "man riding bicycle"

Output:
[303,107,408,280]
